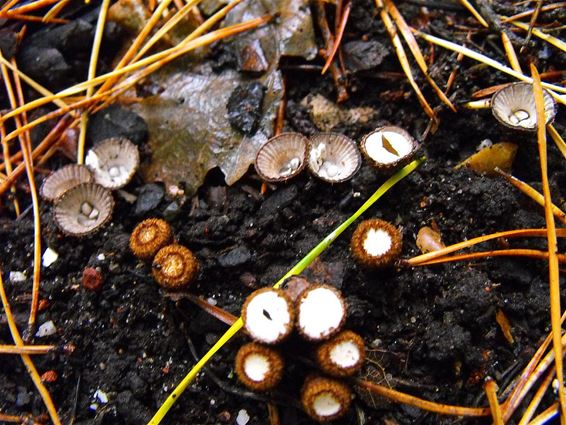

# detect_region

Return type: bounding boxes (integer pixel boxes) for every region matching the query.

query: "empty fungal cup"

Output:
[491,82,556,131]
[307,133,361,183]
[360,126,418,170]
[254,133,309,182]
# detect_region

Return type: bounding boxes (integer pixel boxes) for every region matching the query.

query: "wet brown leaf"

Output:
[456,142,518,176]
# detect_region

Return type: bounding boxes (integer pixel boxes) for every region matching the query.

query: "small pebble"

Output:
[94,389,109,403]
[236,409,250,425]
[9,271,26,283]
[134,184,164,216]
[42,248,58,267]
[35,320,56,337]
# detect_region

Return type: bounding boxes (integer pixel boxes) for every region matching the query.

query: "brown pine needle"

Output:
[458,0,488,27]
[8,59,42,337]
[407,228,566,266]
[531,63,565,424]
[529,402,559,425]
[321,0,351,75]
[0,412,37,424]
[0,0,21,13]
[495,168,566,225]
[518,367,555,425]
[501,32,523,73]
[182,294,238,327]
[356,379,491,416]
[510,20,566,54]
[485,378,503,425]
[0,122,21,216]
[77,0,111,164]
[0,271,62,425]
[375,0,438,124]
[411,249,566,266]
[501,3,566,23]
[43,0,70,21]
[0,344,55,355]
[521,0,543,52]
[548,124,566,160]
[0,11,67,23]
[0,0,59,16]
[384,0,457,112]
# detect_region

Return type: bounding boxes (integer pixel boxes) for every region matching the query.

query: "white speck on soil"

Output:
[35,320,56,337]
[9,271,26,283]
[42,247,58,267]
[236,409,250,425]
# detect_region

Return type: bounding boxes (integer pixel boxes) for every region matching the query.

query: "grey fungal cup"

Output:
[360,126,418,170]
[308,133,361,183]
[491,82,556,131]
[254,133,309,182]
[53,183,114,237]
[40,164,93,202]
[85,137,140,189]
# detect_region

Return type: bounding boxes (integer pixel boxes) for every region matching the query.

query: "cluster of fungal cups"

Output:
[254,129,418,184]
[40,137,139,236]
[236,282,365,422]
[129,218,199,290]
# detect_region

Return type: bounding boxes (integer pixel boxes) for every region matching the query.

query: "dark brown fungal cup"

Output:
[350,218,402,268]
[360,126,418,171]
[151,244,198,290]
[316,330,366,377]
[254,133,309,182]
[296,284,347,342]
[301,375,353,422]
[40,164,93,202]
[130,218,174,261]
[491,82,556,131]
[53,183,114,237]
[85,137,140,189]
[235,342,284,391]
[241,288,295,345]
[307,133,361,183]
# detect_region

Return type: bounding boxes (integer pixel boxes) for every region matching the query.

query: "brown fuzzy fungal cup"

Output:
[254,133,309,182]
[40,164,93,202]
[316,330,366,377]
[296,285,346,342]
[350,219,402,268]
[242,288,295,345]
[85,137,140,189]
[491,82,556,131]
[129,218,173,260]
[301,375,353,422]
[151,244,198,290]
[360,126,418,171]
[235,342,284,391]
[53,183,114,237]
[307,133,361,183]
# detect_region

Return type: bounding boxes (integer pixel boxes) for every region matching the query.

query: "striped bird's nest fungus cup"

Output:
[85,137,140,189]
[254,133,309,182]
[301,375,353,422]
[307,133,361,183]
[316,330,366,377]
[296,284,347,341]
[351,218,403,268]
[491,82,556,131]
[360,126,418,171]
[53,183,114,237]
[151,244,198,290]
[129,218,174,261]
[40,164,93,202]
[242,288,295,344]
[235,342,285,391]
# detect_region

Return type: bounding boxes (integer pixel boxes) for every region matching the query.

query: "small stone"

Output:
[82,267,104,291]
[36,320,56,337]
[16,387,31,407]
[42,248,59,267]
[163,201,181,221]
[135,184,164,216]
[217,411,231,423]
[9,271,26,283]
[226,82,265,136]
[343,40,388,72]
[218,246,251,267]
[239,272,257,288]
[236,409,250,425]
[0,29,17,60]
[87,105,148,145]
[94,389,109,404]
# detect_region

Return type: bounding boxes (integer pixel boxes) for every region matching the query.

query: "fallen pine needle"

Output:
[484,378,504,425]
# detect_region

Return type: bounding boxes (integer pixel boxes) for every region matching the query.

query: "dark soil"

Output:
[1,1,566,424]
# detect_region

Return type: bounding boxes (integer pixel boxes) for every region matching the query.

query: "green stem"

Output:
[148,157,424,425]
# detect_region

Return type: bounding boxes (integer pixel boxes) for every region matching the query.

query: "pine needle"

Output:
[509,20,566,54]
[484,378,503,424]
[457,0,488,27]
[548,124,566,159]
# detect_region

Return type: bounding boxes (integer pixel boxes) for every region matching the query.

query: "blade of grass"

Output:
[0,271,61,425]
[147,157,424,425]
[375,0,438,124]
[77,0,111,164]
[531,63,565,424]
[548,124,566,160]
[457,0,488,27]
[383,0,457,112]
[485,378,503,424]
[356,378,490,416]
